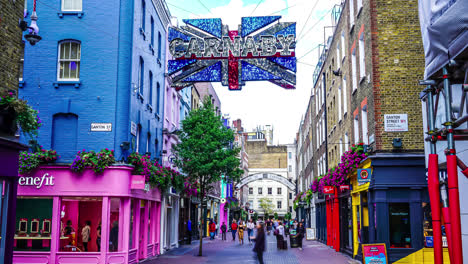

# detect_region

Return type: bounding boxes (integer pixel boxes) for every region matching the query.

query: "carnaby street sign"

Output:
[167,16,296,90]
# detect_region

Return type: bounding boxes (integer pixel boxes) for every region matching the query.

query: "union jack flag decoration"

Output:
[167,16,296,90]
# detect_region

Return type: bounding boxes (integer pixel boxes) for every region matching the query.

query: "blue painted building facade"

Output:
[20,0,171,162]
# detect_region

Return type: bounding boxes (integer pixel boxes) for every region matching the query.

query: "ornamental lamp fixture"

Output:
[20,0,42,45]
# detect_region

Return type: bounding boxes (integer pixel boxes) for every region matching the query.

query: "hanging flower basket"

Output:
[0,91,42,138]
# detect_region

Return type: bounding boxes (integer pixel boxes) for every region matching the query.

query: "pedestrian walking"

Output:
[231,220,238,241]
[297,222,305,250]
[221,222,227,241]
[81,221,91,251]
[187,219,192,244]
[215,220,219,237]
[253,222,266,264]
[96,222,101,251]
[266,219,272,235]
[238,220,245,245]
[209,220,216,240]
[247,219,255,244]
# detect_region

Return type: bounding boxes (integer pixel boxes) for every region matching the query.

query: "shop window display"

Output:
[389,203,411,248]
[60,198,102,252]
[109,198,120,252]
[15,198,53,251]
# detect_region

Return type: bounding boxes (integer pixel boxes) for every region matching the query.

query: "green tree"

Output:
[258,197,274,217]
[274,212,278,220]
[173,97,243,256]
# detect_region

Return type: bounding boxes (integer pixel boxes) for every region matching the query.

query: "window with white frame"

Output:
[58,41,81,81]
[315,89,319,114]
[345,132,350,150]
[341,32,345,61]
[352,49,357,91]
[158,32,162,60]
[340,138,343,157]
[343,77,348,115]
[146,133,150,153]
[321,82,325,106]
[136,125,141,153]
[141,0,146,31]
[362,105,369,144]
[138,57,144,95]
[149,71,153,105]
[349,0,355,26]
[357,0,363,13]
[354,115,360,143]
[359,33,366,79]
[338,86,342,121]
[316,124,319,149]
[62,0,82,11]
[322,113,326,143]
[150,16,154,47]
[336,47,340,69]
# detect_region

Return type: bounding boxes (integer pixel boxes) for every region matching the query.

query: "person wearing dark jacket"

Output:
[253,222,266,264]
[297,222,305,250]
[221,222,227,241]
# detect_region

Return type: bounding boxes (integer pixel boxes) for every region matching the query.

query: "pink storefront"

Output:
[13,165,162,264]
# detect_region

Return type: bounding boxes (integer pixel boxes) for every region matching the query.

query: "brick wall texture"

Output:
[246,140,287,169]
[0,0,23,94]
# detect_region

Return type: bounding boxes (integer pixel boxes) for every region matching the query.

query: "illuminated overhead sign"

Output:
[167,16,296,90]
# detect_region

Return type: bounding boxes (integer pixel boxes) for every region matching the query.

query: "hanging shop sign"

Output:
[384,114,408,132]
[167,16,296,90]
[362,243,388,264]
[323,186,334,194]
[339,185,350,192]
[358,168,372,185]
[90,122,112,132]
[130,174,145,190]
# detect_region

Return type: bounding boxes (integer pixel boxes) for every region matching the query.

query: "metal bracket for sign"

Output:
[167,16,296,90]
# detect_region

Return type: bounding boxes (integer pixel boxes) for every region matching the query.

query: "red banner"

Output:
[323,186,334,194]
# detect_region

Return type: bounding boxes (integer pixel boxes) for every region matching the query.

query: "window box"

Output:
[53,81,81,89]
[139,27,146,40]
[57,11,84,18]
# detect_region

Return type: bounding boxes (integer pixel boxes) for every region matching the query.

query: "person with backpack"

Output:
[221,222,227,241]
[231,220,238,241]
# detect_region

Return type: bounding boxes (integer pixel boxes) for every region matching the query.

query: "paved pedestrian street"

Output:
[145,234,357,264]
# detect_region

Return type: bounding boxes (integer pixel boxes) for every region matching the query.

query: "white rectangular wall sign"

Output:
[90,123,112,132]
[384,114,408,132]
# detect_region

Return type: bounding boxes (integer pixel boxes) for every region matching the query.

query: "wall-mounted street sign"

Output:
[358,168,372,185]
[168,16,296,90]
[384,114,408,132]
[90,123,112,132]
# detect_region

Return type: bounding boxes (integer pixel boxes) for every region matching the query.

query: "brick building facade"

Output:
[296,0,430,262]
[0,0,24,94]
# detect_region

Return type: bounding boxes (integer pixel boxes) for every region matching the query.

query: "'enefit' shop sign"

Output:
[19,173,55,189]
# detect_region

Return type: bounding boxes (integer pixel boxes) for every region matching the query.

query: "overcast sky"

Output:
[167,0,342,144]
